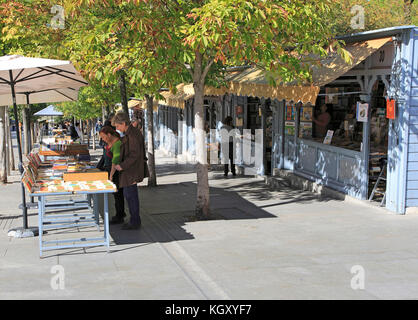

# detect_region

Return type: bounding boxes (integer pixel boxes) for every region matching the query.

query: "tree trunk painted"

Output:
[0,106,7,183]
[193,51,210,219]
[145,94,157,187]
[118,71,129,115]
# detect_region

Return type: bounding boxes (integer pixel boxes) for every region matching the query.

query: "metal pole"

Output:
[9,70,28,229]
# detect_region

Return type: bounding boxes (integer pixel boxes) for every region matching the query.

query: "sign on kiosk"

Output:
[386,98,396,120]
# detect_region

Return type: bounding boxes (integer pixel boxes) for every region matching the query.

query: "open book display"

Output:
[39,143,89,156]
[22,152,116,194]
[23,176,116,194]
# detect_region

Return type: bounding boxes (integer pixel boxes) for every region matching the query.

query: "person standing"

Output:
[99,126,126,225]
[313,104,331,138]
[112,112,148,230]
[221,116,236,177]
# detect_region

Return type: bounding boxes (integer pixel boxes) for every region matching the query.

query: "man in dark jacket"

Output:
[112,112,148,230]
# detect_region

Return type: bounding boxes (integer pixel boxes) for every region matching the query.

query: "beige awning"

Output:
[311,37,392,86]
[128,99,142,109]
[129,98,158,111]
[219,67,319,104]
[159,83,194,109]
[158,37,392,108]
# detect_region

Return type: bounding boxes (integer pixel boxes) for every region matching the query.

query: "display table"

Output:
[34,189,113,257]
[23,152,116,257]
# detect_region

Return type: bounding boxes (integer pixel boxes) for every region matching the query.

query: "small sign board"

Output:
[386,99,396,119]
[323,130,334,145]
[356,102,369,122]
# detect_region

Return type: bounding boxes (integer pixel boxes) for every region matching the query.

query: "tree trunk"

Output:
[6,108,15,171]
[86,120,90,149]
[22,108,29,155]
[30,122,35,147]
[145,94,157,187]
[102,106,106,123]
[118,71,129,114]
[92,119,96,150]
[193,51,210,219]
[404,0,412,24]
[0,106,7,183]
[79,119,84,143]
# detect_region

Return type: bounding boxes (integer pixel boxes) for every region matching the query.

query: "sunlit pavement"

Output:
[2,148,418,299]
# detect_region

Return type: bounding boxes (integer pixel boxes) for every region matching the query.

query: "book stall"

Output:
[22,151,116,257]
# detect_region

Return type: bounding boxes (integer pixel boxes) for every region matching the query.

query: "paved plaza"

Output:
[1,150,418,299]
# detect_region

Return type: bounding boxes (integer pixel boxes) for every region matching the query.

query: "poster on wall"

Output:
[285,121,295,135]
[286,103,295,121]
[300,106,313,121]
[356,102,369,122]
[299,122,313,138]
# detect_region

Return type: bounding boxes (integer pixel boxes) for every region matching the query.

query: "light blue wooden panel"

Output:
[408,144,418,153]
[413,36,418,78]
[409,108,418,116]
[317,149,338,180]
[409,115,418,124]
[407,180,418,189]
[406,199,418,207]
[411,96,418,106]
[408,124,418,141]
[408,153,418,162]
[407,171,418,180]
[409,133,418,143]
[412,78,418,87]
[411,87,418,97]
[407,160,418,171]
[338,156,361,187]
[407,190,418,199]
[285,136,295,162]
[297,143,316,172]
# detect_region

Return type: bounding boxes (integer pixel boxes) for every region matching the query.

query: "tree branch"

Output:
[201,57,214,84]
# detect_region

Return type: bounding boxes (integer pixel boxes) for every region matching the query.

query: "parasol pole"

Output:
[9,70,28,228]
[8,70,38,237]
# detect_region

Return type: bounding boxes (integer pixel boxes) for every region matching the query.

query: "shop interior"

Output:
[287,79,389,204]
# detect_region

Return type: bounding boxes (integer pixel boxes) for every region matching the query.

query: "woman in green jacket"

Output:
[99,126,126,224]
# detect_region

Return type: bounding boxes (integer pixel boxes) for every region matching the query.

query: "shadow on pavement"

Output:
[109,181,278,247]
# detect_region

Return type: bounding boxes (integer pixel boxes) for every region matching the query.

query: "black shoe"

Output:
[110,216,125,225]
[121,223,141,230]
[224,173,228,177]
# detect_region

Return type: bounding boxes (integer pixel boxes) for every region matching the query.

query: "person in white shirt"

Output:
[220,116,236,177]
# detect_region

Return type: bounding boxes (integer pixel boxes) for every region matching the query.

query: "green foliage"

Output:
[55,83,118,120]
[327,0,418,35]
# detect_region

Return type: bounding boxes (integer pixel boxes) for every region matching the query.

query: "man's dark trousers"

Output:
[123,184,141,226]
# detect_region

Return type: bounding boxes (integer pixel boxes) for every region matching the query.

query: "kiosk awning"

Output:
[158,37,392,108]
[311,37,392,87]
